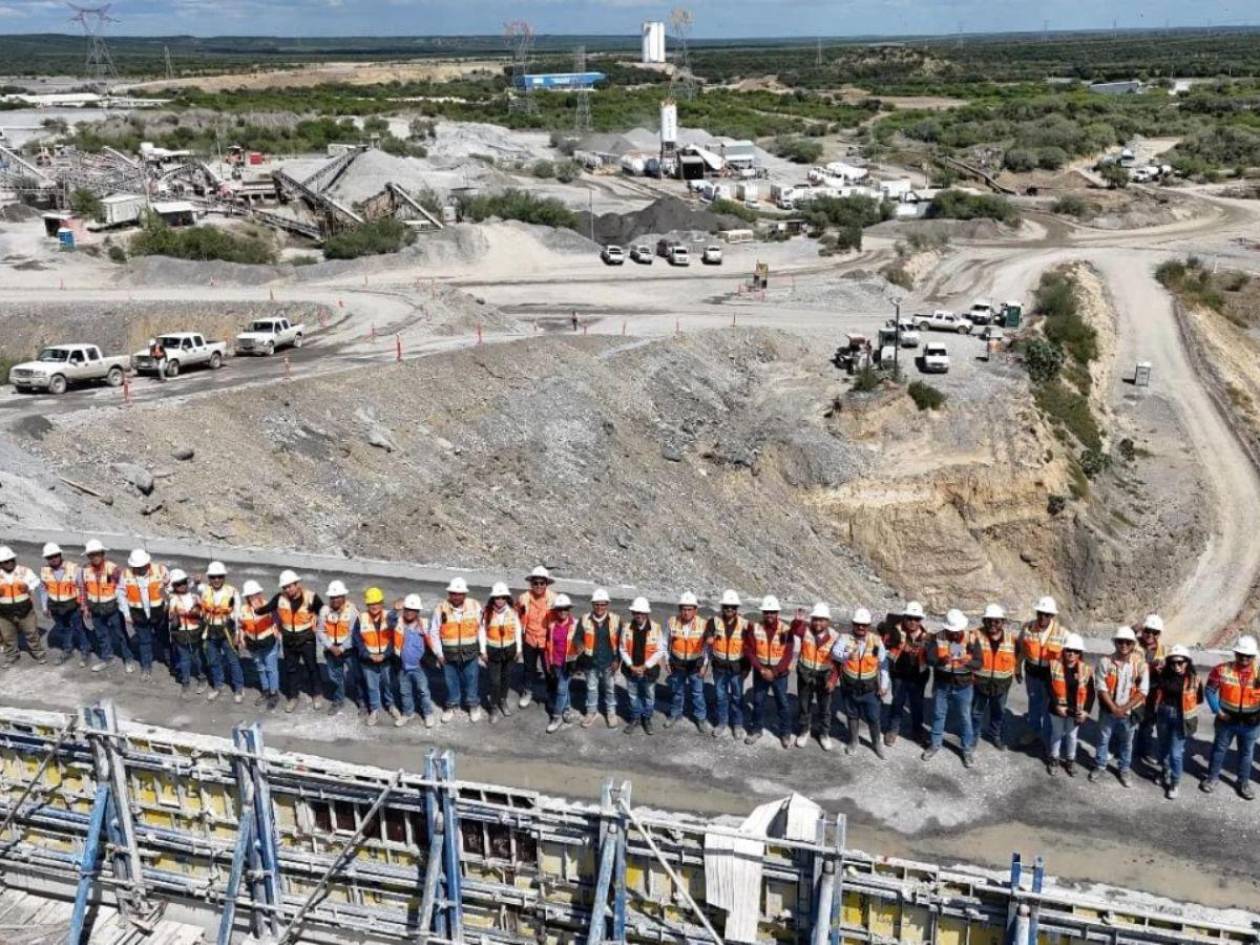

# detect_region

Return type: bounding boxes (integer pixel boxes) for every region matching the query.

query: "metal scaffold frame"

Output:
[0,702,1255,945]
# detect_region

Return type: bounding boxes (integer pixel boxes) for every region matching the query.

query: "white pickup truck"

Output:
[919,342,951,374]
[133,332,227,378]
[915,311,974,334]
[9,344,130,395]
[885,317,921,348]
[234,317,305,356]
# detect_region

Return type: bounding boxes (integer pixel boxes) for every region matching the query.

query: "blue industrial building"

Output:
[513,72,606,91]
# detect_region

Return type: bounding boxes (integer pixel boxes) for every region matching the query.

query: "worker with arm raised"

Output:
[883,601,931,747]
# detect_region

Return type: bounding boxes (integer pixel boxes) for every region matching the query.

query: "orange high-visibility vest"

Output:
[841,634,881,682]
[486,607,523,649]
[277,590,316,634]
[200,585,237,628]
[358,610,393,658]
[619,620,663,668]
[168,593,202,633]
[517,590,555,648]
[83,561,120,606]
[320,605,355,646]
[0,566,36,607]
[438,600,480,658]
[1020,619,1067,669]
[1211,662,1260,716]
[123,566,167,609]
[1100,651,1147,703]
[1158,673,1202,715]
[800,629,838,673]
[239,605,276,643]
[751,624,790,670]
[668,616,706,662]
[580,613,621,654]
[40,562,80,606]
[710,616,747,665]
[1050,658,1093,712]
[976,629,1017,681]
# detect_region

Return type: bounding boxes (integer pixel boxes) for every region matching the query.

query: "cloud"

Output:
[0,4,28,14]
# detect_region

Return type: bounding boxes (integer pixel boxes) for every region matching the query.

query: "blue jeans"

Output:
[750,673,790,736]
[668,666,705,721]
[626,671,656,722]
[584,666,618,716]
[931,683,975,751]
[361,659,395,711]
[1096,711,1137,773]
[1156,704,1190,785]
[711,667,745,728]
[971,686,1010,744]
[399,666,434,719]
[884,677,926,738]
[442,658,479,709]
[91,609,127,664]
[205,634,244,692]
[126,611,159,671]
[1025,673,1052,747]
[250,643,280,695]
[50,609,90,656]
[324,651,354,705]
[547,664,572,718]
[173,641,204,686]
[1207,717,1260,786]
[842,686,880,724]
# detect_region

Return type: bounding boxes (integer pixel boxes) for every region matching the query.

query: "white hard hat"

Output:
[1168,644,1191,659]
[630,596,651,614]
[591,588,611,604]
[148,337,156,346]
[983,603,1006,621]
[84,539,106,555]
[1035,596,1058,615]
[169,568,188,585]
[447,577,469,594]
[1234,635,1259,657]
[720,589,741,608]
[852,607,872,625]
[1143,614,1165,633]
[760,595,781,612]
[527,565,553,582]
[241,580,263,597]
[554,593,573,609]
[1063,633,1085,652]
[404,593,423,611]
[0,545,14,562]
[1113,625,1138,643]
[490,581,511,599]
[678,591,698,607]
[127,548,151,569]
[206,560,227,577]
[943,609,969,634]
[326,580,348,598]
[902,601,926,619]
[810,602,831,621]
[278,569,300,588]
[42,542,62,558]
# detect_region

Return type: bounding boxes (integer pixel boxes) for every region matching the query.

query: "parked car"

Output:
[600,245,625,266]
[630,245,653,265]
[9,344,129,395]
[915,311,974,334]
[656,238,680,259]
[968,300,995,325]
[668,246,691,267]
[133,333,227,378]
[919,342,950,374]
[234,317,305,357]
[885,317,921,348]
[701,245,723,265]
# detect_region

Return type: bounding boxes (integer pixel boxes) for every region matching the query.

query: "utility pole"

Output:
[893,299,901,376]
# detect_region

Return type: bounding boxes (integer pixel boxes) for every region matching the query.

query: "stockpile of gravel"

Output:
[576,197,745,246]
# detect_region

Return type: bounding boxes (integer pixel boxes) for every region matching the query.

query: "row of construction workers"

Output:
[0,545,1256,798]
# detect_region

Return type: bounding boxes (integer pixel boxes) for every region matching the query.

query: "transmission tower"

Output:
[504,21,537,116]
[67,3,118,86]
[668,7,697,101]
[573,45,592,134]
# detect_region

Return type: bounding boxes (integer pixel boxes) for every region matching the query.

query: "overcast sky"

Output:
[0,0,1253,37]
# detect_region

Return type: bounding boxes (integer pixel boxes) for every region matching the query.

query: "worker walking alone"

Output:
[620,597,664,734]
[395,594,435,728]
[40,543,87,666]
[0,547,47,666]
[317,581,358,716]
[166,570,206,698]
[1201,635,1260,799]
[834,608,888,756]
[483,583,523,722]
[356,587,400,726]
[971,604,1016,751]
[1091,626,1150,787]
[200,561,243,703]
[257,570,324,713]
[665,592,710,733]
[120,549,169,677]
[923,609,980,766]
[237,580,280,710]
[1047,634,1094,777]
[516,566,556,709]
[1153,644,1202,799]
[796,603,838,751]
[883,602,931,747]
[745,596,795,748]
[431,577,485,722]
[1017,596,1068,750]
[544,594,579,733]
[579,589,620,728]
[706,590,749,739]
[80,540,124,673]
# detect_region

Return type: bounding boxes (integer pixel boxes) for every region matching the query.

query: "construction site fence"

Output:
[0,702,1255,945]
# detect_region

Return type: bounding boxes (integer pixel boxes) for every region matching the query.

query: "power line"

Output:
[66,2,118,86]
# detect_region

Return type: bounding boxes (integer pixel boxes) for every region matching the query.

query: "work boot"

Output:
[1241,783,1257,801]
[731,725,744,740]
[285,699,297,714]
[561,708,575,723]
[582,712,597,728]
[367,710,379,727]
[329,702,342,717]
[312,696,325,710]
[181,683,191,701]
[820,734,834,752]
[1046,758,1059,777]
[546,717,562,734]
[487,707,498,726]
[232,691,243,705]
[794,732,808,748]
[469,707,484,723]
[696,719,712,736]
[642,718,654,735]
[424,714,436,729]
[844,725,859,756]
[1118,770,1133,788]
[745,730,762,746]
[79,655,89,669]
[206,688,220,702]
[962,752,975,769]
[394,713,410,728]
[124,662,135,674]
[502,702,515,718]
[921,746,939,761]
[58,651,74,666]
[884,730,897,748]
[266,694,280,711]
[663,715,678,730]
[1063,761,1076,778]
[624,721,638,735]
[387,706,402,722]
[994,737,1007,752]
[519,692,533,709]
[1166,783,1179,800]
[91,660,108,673]
[606,712,617,729]
[779,733,792,749]
[441,708,454,724]
[254,692,269,707]
[1088,767,1103,783]
[141,668,153,679]
[869,723,885,758]
[194,680,206,695]
[1200,778,1217,794]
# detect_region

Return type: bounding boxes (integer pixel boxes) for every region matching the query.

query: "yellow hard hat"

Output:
[363,586,385,605]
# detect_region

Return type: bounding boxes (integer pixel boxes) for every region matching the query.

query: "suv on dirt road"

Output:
[630,245,653,264]
[600,245,625,265]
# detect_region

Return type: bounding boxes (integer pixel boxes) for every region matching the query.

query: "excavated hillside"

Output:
[26,327,1202,621]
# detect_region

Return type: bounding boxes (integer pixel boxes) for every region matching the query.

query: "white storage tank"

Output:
[642,21,666,63]
[659,100,678,150]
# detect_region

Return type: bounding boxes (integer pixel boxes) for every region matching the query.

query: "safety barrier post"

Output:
[283,355,291,381]
[476,323,483,346]
[396,334,403,363]
[122,372,131,406]
[438,751,464,942]
[621,321,626,336]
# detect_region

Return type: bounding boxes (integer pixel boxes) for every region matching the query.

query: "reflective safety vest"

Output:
[1211,662,1260,717]
[200,585,237,629]
[238,605,276,645]
[438,600,480,661]
[800,628,838,674]
[123,566,168,610]
[975,629,1017,682]
[750,624,791,671]
[168,592,203,642]
[486,606,523,650]
[0,565,37,613]
[277,590,317,635]
[41,562,80,608]
[517,589,555,648]
[358,610,394,659]
[839,633,881,683]
[82,562,120,610]
[668,616,706,663]
[1050,659,1093,712]
[1099,651,1148,704]
[709,616,747,667]
[580,613,621,655]
[1020,619,1067,670]
[320,604,355,647]
[1158,672,1202,716]
[619,620,664,668]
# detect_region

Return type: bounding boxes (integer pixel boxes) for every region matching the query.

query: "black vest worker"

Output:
[258,569,325,712]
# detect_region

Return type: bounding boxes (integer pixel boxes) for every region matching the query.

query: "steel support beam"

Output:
[216,801,256,945]
[587,780,618,945]
[235,723,281,938]
[1029,856,1045,944]
[611,781,630,945]
[67,784,110,945]
[438,751,464,943]
[422,751,449,942]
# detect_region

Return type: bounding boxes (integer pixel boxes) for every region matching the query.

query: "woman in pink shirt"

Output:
[544,595,579,733]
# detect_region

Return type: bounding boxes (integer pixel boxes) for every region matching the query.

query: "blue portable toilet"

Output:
[57,227,75,251]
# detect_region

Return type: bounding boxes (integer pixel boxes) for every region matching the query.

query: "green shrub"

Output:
[1037,146,1068,170]
[1025,337,1065,384]
[851,365,880,392]
[70,187,103,221]
[290,254,320,266]
[883,265,913,290]
[1003,147,1037,172]
[1100,162,1129,189]
[107,244,126,263]
[129,220,275,265]
[926,189,1019,224]
[1034,380,1102,452]
[709,197,759,223]
[323,218,416,259]
[554,159,581,183]
[1155,259,1187,288]
[458,189,579,230]
[1051,194,1094,218]
[1080,448,1110,479]
[531,159,556,179]
[908,381,946,411]
[771,135,824,164]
